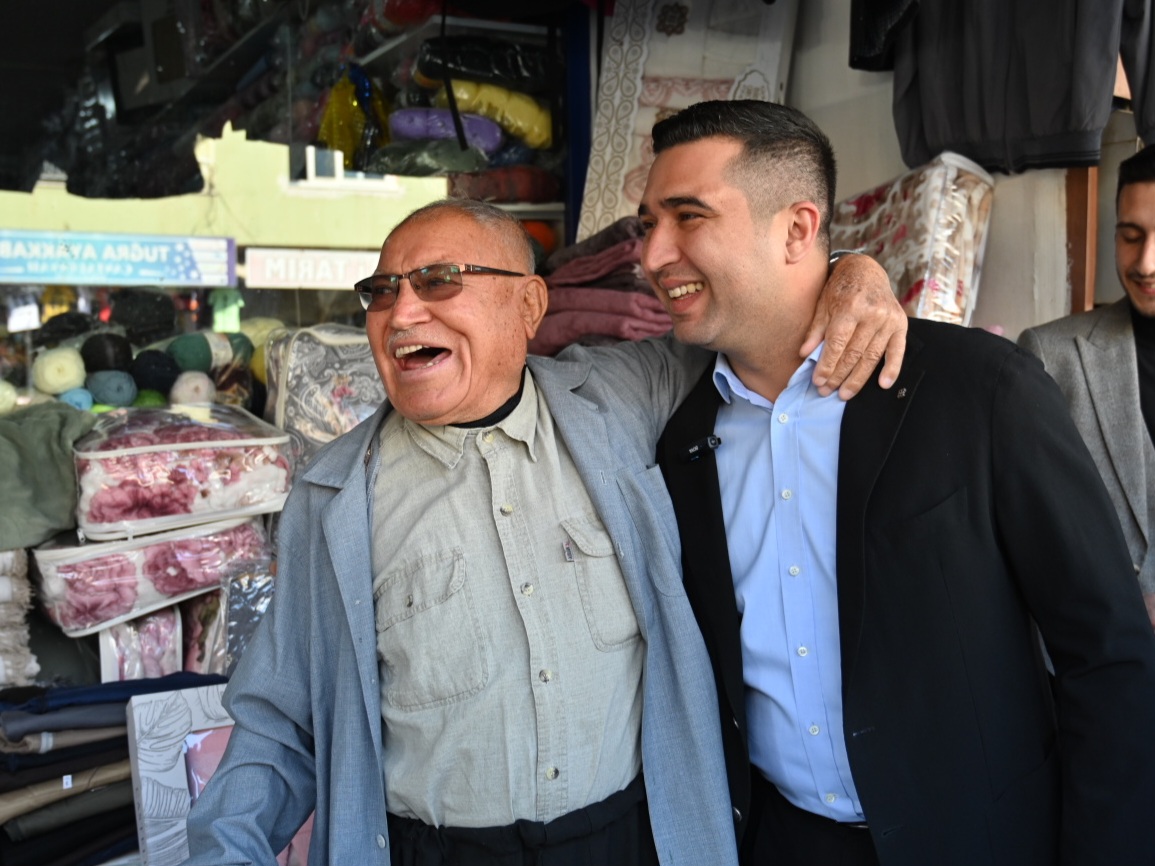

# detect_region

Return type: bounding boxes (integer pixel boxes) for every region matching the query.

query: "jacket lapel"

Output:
[659,369,747,730]
[836,334,925,685]
[1079,301,1147,541]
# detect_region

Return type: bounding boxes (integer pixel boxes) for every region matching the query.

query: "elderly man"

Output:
[183,198,902,866]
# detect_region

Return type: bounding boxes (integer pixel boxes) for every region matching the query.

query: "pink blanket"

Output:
[546,239,644,287]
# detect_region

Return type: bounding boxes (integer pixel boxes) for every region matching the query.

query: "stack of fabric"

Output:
[0,550,39,688]
[0,672,225,866]
[531,217,672,356]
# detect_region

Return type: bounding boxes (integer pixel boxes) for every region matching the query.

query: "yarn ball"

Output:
[33,311,95,348]
[110,288,175,345]
[0,381,16,415]
[91,404,116,414]
[80,333,134,373]
[86,370,138,407]
[32,347,87,395]
[58,388,94,411]
[131,349,182,394]
[167,333,213,372]
[238,317,286,385]
[170,371,217,404]
[133,389,168,407]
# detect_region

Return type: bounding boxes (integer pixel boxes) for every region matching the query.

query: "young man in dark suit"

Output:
[645,100,1155,866]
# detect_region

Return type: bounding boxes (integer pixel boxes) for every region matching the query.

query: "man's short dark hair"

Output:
[1117,144,1155,205]
[651,100,837,244]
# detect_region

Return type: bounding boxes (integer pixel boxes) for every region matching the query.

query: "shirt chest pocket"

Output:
[373,548,489,711]
[561,516,641,652]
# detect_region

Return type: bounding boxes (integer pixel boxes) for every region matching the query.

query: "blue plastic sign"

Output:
[0,230,236,287]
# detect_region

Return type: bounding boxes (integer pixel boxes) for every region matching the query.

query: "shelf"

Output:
[356,15,550,74]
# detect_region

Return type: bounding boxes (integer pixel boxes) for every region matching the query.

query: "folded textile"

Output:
[3,778,134,841]
[544,216,645,273]
[1,702,127,741]
[0,802,136,866]
[0,757,131,824]
[546,238,643,287]
[543,287,671,325]
[0,724,126,755]
[0,403,97,550]
[0,735,127,773]
[0,550,27,582]
[0,670,226,714]
[0,743,129,795]
[529,311,671,356]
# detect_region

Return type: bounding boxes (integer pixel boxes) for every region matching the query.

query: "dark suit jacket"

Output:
[658,318,1155,866]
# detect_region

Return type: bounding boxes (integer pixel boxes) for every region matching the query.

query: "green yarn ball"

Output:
[133,389,168,407]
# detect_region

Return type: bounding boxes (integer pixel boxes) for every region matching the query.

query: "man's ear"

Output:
[784,201,822,264]
[521,275,549,338]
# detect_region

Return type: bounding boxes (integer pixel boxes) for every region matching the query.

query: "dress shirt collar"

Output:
[399,371,540,469]
[711,344,824,408]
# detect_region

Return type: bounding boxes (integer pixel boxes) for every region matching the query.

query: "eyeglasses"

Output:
[354,263,526,312]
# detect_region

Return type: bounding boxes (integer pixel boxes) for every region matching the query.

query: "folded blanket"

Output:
[0,551,26,582]
[544,217,645,273]
[529,310,671,356]
[546,239,644,287]
[544,288,672,326]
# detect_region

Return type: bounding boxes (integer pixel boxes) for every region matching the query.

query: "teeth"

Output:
[667,282,704,299]
[395,344,429,358]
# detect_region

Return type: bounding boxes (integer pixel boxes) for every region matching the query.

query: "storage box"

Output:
[264,324,385,472]
[74,404,291,541]
[34,518,271,637]
[830,151,995,326]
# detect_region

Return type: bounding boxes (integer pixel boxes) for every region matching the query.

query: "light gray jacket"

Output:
[183,338,739,866]
[1019,299,1155,593]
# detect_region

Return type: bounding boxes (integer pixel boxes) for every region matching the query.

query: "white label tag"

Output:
[7,300,40,333]
[62,774,73,790]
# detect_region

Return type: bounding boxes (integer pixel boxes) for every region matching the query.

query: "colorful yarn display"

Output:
[32,348,87,395]
[169,371,217,404]
[58,388,95,411]
[80,333,134,373]
[132,389,167,407]
[131,350,182,395]
[86,371,138,408]
[0,381,16,415]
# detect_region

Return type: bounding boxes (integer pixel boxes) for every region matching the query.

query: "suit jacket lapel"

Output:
[659,368,747,731]
[837,334,925,685]
[1079,301,1148,541]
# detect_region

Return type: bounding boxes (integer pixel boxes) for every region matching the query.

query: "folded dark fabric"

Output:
[0,758,131,824]
[0,802,136,866]
[544,216,645,273]
[0,724,127,754]
[73,831,140,866]
[0,742,129,794]
[1,703,126,740]
[0,734,127,773]
[546,239,643,287]
[3,778,134,841]
[528,311,671,356]
[0,670,226,713]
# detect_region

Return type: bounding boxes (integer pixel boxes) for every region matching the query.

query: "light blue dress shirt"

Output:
[712,348,864,822]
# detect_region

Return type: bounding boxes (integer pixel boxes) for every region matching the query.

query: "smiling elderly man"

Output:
[182,198,902,866]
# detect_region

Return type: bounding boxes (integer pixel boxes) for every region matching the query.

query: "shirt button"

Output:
[376,834,386,848]
[499,504,514,515]
[546,767,560,780]
[781,489,792,500]
[538,669,553,682]
[808,724,820,735]
[788,565,800,576]
[797,646,808,657]
[825,793,837,804]
[483,430,495,443]
[778,412,789,423]
[521,583,534,596]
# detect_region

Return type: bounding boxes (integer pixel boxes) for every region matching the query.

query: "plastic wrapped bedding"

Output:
[73,405,291,541]
[34,518,271,636]
[830,151,995,326]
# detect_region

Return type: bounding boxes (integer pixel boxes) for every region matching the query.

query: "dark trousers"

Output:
[386,773,659,866]
[743,771,881,866]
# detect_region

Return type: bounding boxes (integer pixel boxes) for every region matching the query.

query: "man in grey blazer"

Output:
[1019,144,1155,626]
[184,199,902,866]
